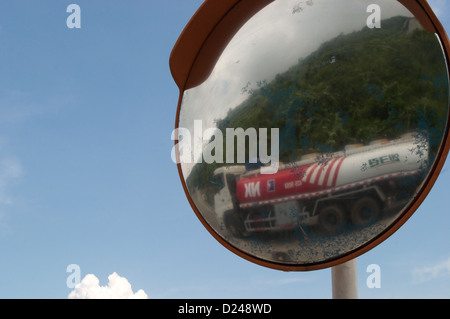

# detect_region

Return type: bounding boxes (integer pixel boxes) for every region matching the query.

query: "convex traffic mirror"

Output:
[170,0,450,271]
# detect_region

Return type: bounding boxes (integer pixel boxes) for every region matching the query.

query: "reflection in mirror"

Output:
[177,0,449,266]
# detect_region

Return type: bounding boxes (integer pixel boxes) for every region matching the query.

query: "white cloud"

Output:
[412,257,450,283]
[68,272,149,299]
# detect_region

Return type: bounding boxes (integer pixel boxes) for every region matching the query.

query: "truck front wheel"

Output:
[224,211,248,238]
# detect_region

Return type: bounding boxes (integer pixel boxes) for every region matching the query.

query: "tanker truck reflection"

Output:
[213,132,427,236]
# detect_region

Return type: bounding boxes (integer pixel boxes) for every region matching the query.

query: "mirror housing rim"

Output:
[170,0,450,271]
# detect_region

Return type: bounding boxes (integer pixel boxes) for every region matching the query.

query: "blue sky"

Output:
[0,0,449,299]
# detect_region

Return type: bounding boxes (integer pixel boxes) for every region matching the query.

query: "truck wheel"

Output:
[351,197,380,227]
[319,205,345,235]
[224,211,248,238]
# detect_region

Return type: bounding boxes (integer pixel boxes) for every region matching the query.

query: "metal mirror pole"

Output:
[331,259,359,299]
